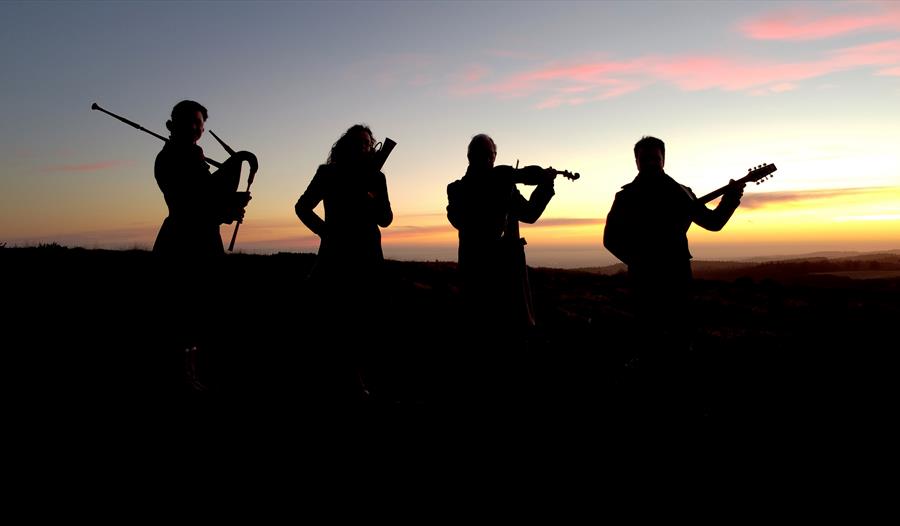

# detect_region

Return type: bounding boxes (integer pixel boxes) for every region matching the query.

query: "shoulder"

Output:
[156,143,202,163]
[493,165,516,182]
[154,145,178,176]
[155,144,173,163]
[613,181,642,206]
[666,175,695,198]
[617,181,637,195]
[447,179,464,196]
[675,178,694,195]
[311,164,336,182]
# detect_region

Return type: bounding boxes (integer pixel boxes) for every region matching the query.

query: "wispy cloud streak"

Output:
[740,4,900,41]
[451,37,900,107]
[44,160,134,173]
[740,186,892,209]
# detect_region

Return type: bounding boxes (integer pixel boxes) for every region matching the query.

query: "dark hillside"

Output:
[3,245,897,420]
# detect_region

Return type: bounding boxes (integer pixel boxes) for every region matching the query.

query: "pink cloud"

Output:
[535,80,645,109]
[878,66,900,76]
[451,38,900,108]
[44,160,133,173]
[347,52,436,89]
[461,64,491,83]
[452,56,652,106]
[740,5,900,41]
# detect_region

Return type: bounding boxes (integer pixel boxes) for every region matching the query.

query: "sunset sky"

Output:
[2,0,899,267]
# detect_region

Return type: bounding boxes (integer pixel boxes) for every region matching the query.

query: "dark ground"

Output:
[3,244,897,421]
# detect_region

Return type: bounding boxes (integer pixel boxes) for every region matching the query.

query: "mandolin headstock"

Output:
[742,163,777,185]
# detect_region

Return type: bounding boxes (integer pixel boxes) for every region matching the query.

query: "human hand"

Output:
[544,166,558,183]
[723,179,745,205]
[224,192,251,224]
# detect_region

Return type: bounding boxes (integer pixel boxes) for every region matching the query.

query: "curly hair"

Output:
[327,124,374,165]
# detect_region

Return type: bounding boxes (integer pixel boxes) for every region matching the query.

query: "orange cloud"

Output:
[44,160,134,173]
[740,4,900,41]
[527,217,603,228]
[739,187,891,209]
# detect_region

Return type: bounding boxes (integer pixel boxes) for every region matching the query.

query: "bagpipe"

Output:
[92,102,258,251]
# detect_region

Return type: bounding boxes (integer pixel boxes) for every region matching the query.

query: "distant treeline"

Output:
[581,252,900,284]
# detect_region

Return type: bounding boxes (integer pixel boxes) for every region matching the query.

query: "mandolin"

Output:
[696,163,777,205]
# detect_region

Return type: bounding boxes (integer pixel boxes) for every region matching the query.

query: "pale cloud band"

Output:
[43,160,134,173]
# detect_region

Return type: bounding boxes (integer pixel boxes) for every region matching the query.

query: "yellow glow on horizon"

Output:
[16,183,899,262]
[834,214,900,222]
[691,186,900,246]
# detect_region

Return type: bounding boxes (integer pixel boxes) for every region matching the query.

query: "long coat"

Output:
[153,142,239,257]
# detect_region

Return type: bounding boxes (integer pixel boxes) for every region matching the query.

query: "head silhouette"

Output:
[328,124,375,165]
[166,100,207,145]
[467,134,497,170]
[634,135,665,174]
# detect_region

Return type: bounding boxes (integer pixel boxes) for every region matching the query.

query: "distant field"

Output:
[812,270,900,280]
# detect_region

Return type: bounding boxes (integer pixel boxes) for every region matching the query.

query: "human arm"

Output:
[446,180,464,230]
[493,164,554,224]
[691,179,744,231]
[295,166,328,237]
[369,171,393,228]
[513,181,555,224]
[603,191,636,266]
